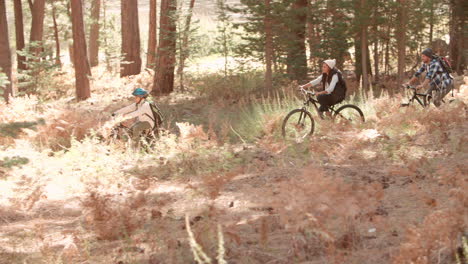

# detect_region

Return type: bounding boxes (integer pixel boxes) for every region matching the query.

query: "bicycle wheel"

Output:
[282,109,315,142]
[333,104,365,124]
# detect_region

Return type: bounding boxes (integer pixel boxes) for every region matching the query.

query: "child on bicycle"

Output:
[405,48,453,106]
[299,59,347,116]
[112,88,155,145]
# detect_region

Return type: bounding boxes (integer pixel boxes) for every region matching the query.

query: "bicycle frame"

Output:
[402,85,429,107]
[300,90,339,117]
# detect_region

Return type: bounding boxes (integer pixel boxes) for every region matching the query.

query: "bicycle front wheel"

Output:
[282,109,315,142]
[333,104,365,124]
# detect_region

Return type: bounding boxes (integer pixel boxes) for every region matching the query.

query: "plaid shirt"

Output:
[414,59,452,89]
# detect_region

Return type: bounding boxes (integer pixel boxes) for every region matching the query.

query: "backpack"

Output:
[323,70,347,103]
[147,102,164,130]
[433,55,453,74]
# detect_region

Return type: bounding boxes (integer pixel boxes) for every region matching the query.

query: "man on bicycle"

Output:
[112,88,156,144]
[405,48,453,106]
[299,59,346,116]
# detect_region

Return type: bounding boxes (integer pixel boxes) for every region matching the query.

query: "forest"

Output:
[0,0,467,263]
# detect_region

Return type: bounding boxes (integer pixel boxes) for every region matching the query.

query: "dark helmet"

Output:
[132,88,149,98]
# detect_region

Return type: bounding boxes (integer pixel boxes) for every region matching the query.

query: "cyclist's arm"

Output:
[302,75,322,89]
[123,102,153,120]
[418,62,437,89]
[408,64,426,85]
[113,104,136,116]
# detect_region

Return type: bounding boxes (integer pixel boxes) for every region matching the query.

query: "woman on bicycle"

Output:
[299,59,346,115]
[112,88,155,144]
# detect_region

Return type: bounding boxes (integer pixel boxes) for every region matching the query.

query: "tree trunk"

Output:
[29,0,46,57]
[52,4,61,67]
[71,0,91,101]
[372,0,379,82]
[286,0,308,81]
[89,0,100,67]
[428,0,434,45]
[147,0,157,68]
[120,0,141,77]
[449,0,466,75]
[360,0,369,90]
[396,0,407,86]
[152,0,176,95]
[0,0,12,103]
[177,0,195,91]
[264,0,273,91]
[13,0,26,71]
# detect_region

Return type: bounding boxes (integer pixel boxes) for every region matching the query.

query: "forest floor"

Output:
[0,68,467,264]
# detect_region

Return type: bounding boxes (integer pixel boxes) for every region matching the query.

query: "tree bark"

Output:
[120,0,141,77]
[152,0,176,95]
[264,0,273,91]
[177,0,195,91]
[29,0,46,57]
[13,0,26,71]
[89,0,101,67]
[71,0,91,100]
[286,0,308,81]
[0,0,12,103]
[360,0,369,90]
[428,0,434,45]
[372,0,379,82]
[52,3,61,67]
[449,0,466,75]
[147,0,158,68]
[396,0,407,86]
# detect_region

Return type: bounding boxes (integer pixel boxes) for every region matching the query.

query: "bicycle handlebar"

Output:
[299,87,316,96]
[402,84,416,90]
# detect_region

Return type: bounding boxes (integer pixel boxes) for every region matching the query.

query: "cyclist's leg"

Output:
[439,78,454,101]
[426,83,442,107]
[131,121,152,146]
[317,94,334,118]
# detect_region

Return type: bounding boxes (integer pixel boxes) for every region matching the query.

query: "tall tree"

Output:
[0,0,12,102]
[449,0,466,75]
[177,0,195,91]
[360,0,369,89]
[120,0,141,77]
[51,2,61,67]
[13,0,26,71]
[29,0,46,57]
[286,0,308,81]
[89,0,101,67]
[264,0,273,90]
[71,0,91,100]
[147,0,158,68]
[396,0,407,86]
[152,0,176,95]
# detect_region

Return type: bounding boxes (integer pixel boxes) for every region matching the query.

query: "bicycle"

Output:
[282,88,365,141]
[400,84,431,107]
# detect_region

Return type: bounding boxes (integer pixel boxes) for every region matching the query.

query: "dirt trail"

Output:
[0,88,467,263]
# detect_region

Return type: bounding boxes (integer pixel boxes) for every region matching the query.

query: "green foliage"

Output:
[0,70,9,87]
[0,156,29,169]
[101,13,122,73]
[16,42,59,94]
[0,119,45,138]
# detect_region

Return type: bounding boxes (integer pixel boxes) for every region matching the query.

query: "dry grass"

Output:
[0,68,466,263]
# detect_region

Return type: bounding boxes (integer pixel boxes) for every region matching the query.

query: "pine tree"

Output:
[120,0,141,77]
[0,0,12,103]
[152,0,177,95]
[71,0,91,100]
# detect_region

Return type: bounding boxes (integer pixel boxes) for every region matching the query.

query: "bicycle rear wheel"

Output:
[333,104,365,124]
[282,109,315,142]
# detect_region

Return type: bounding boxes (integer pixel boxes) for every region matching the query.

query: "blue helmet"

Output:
[132,88,148,98]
